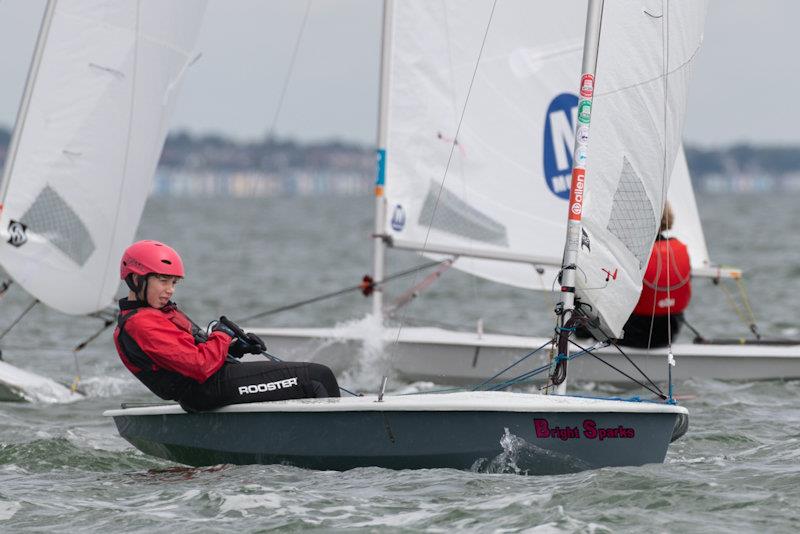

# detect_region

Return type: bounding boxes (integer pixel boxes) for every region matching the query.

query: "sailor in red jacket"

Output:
[619,203,692,348]
[114,240,340,411]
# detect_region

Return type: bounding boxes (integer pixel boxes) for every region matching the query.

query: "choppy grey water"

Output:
[1,192,799,532]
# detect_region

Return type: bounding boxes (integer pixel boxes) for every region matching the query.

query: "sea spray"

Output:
[335,313,392,392]
[472,428,592,475]
[79,376,140,398]
[472,428,526,475]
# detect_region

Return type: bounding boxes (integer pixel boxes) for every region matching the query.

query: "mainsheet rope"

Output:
[718,277,762,339]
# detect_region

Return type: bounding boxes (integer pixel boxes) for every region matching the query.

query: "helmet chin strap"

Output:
[125,274,150,306]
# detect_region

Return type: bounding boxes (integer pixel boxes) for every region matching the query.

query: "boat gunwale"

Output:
[103,391,688,417]
[249,326,800,356]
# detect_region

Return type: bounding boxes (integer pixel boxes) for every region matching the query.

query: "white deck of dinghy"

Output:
[104,391,687,417]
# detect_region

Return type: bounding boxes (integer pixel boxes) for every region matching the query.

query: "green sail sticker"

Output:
[578,100,592,124]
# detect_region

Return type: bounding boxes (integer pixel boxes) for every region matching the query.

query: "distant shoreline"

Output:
[1,127,798,196]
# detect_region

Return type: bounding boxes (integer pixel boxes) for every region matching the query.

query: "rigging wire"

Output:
[102,0,141,308]
[569,338,666,399]
[0,299,38,342]
[387,0,500,368]
[678,315,705,342]
[68,315,116,393]
[222,0,313,301]
[661,0,675,398]
[609,341,665,397]
[470,338,555,391]
[70,348,83,394]
[258,348,361,397]
[237,259,445,323]
[736,278,762,339]
[716,277,762,339]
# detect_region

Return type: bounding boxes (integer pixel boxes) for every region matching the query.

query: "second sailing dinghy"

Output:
[251,0,800,385]
[106,0,698,472]
[0,0,207,401]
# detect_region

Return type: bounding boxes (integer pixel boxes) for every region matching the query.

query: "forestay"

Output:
[574,0,707,337]
[381,1,709,292]
[0,0,206,315]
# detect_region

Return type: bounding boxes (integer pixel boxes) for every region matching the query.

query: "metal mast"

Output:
[551,0,604,395]
[371,0,394,319]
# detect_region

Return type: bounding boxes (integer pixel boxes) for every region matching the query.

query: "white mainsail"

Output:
[572,0,708,337]
[0,0,207,315]
[380,0,709,293]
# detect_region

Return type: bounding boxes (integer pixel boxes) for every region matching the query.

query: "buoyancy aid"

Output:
[114,299,230,400]
[632,236,692,316]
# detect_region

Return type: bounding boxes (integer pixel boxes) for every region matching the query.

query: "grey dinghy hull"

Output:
[105,392,687,473]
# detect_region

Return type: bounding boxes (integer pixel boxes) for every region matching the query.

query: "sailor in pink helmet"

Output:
[114,240,339,411]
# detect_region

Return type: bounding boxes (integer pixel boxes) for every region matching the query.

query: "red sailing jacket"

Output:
[114,299,231,400]
[633,237,692,316]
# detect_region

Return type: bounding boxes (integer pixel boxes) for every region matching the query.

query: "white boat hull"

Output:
[248,326,800,386]
[0,359,83,403]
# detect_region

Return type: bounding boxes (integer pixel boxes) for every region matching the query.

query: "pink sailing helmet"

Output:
[120,240,185,280]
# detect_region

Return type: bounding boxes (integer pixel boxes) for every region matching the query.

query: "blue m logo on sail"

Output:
[543,93,579,199]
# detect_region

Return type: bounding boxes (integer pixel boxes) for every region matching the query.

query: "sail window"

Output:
[20,186,95,266]
[418,181,509,247]
[606,157,656,269]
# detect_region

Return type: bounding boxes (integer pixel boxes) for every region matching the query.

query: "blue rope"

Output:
[394,338,676,406]
[567,393,678,406]
[398,386,464,396]
[487,363,553,390]
[470,338,554,391]
[486,344,599,391]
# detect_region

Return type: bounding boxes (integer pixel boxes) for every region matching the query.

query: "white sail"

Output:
[574,0,708,337]
[382,1,583,290]
[669,148,711,270]
[0,0,207,315]
[381,0,709,293]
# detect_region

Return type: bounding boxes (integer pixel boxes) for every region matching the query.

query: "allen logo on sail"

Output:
[568,169,585,220]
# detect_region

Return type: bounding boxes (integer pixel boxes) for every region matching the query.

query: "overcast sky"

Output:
[0,0,797,148]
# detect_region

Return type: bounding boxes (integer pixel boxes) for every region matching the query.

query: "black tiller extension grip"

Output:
[219,316,247,340]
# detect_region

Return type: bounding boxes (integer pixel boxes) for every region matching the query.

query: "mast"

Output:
[371,0,393,320]
[552,0,604,395]
[0,0,57,208]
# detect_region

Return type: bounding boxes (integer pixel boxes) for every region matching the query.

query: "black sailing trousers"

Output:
[179,360,340,412]
[617,313,684,349]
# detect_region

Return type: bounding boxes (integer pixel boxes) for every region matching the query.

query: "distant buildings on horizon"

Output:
[0,127,799,197]
[152,167,800,198]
